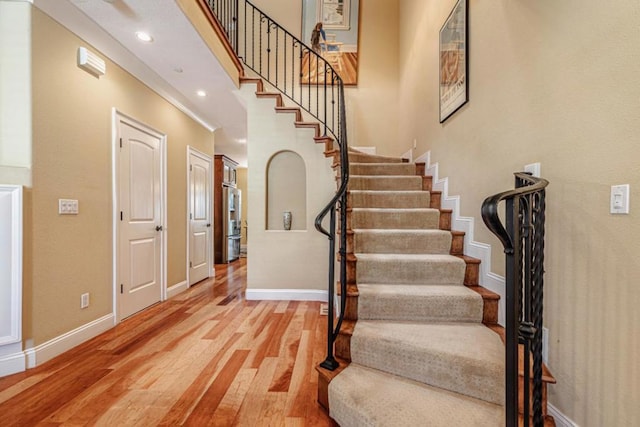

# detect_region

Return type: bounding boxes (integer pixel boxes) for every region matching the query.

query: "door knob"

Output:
[206,223,211,227]
[156,225,163,231]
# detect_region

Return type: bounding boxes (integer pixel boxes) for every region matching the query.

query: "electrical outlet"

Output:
[59,199,79,215]
[81,293,90,309]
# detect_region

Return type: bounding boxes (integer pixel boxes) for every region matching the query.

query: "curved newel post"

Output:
[481,173,549,427]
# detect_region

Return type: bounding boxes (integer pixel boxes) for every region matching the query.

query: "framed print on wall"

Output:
[302,0,360,85]
[317,0,350,30]
[439,0,468,123]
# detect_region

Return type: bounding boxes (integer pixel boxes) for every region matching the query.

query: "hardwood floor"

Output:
[0,259,334,426]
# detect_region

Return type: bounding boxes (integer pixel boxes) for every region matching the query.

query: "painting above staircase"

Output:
[301,0,360,85]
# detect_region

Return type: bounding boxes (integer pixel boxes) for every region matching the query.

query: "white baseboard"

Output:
[167,280,188,299]
[0,343,26,377]
[548,403,579,427]
[415,150,506,325]
[245,289,328,302]
[25,313,115,369]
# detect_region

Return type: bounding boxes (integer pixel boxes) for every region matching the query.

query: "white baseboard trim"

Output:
[167,280,188,299]
[548,403,579,427]
[25,313,115,369]
[0,346,26,377]
[415,150,506,325]
[245,289,328,302]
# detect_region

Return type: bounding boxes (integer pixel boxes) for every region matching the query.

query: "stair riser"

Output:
[350,329,504,405]
[349,153,405,163]
[353,231,451,255]
[349,176,423,191]
[350,210,440,230]
[349,163,417,176]
[357,291,483,323]
[348,192,431,209]
[356,258,466,285]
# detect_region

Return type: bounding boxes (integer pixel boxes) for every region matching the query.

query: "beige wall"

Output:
[28,8,214,345]
[397,0,640,425]
[251,0,303,38]
[240,84,335,293]
[344,0,399,157]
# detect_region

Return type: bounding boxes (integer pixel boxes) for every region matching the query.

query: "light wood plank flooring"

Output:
[0,259,334,426]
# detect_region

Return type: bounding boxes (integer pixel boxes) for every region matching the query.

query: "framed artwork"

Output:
[302,0,359,85]
[317,0,350,30]
[439,0,468,123]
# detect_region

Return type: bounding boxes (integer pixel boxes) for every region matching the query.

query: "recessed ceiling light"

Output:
[135,31,153,43]
[196,90,207,97]
[174,67,184,73]
[237,138,247,144]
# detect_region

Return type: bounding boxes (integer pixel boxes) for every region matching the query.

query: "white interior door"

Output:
[117,117,163,319]
[188,149,212,285]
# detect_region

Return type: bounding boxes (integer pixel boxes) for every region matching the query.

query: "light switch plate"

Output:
[610,184,630,214]
[59,199,79,215]
[524,162,541,178]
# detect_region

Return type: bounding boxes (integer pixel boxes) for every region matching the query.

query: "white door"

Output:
[188,150,212,285]
[117,118,164,319]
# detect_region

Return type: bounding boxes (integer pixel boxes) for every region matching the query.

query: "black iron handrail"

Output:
[481,172,549,427]
[205,0,349,371]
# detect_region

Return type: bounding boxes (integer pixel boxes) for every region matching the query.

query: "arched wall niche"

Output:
[266,150,307,230]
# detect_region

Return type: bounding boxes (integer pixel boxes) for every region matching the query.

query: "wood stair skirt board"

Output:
[318,150,556,426]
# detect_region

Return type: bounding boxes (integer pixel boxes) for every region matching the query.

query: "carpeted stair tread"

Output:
[351,208,440,230]
[356,253,466,285]
[357,284,483,322]
[353,229,451,254]
[329,364,504,427]
[349,162,417,176]
[351,321,505,405]
[349,175,423,191]
[348,152,406,163]
[348,190,431,208]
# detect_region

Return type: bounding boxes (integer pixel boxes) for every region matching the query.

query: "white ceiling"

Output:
[34,0,248,166]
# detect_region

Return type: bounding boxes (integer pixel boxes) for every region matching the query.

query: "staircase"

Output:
[317,149,555,426]
[201,2,554,424]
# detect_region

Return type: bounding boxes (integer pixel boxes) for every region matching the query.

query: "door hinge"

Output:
[190,164,193,172]
[190,213,192,220]
[119,138,123,148]
[120,211,123,221]
[189,261,192,268]
[120,284,123,294]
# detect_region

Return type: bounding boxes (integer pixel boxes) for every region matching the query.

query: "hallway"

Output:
[0,260,333,426]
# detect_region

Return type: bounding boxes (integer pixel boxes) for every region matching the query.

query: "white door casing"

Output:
[114,112,165,320]
[187,148,212,285]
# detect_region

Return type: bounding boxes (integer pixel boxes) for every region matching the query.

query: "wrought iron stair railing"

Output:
[481,172,549,427]
[205,0,349,371]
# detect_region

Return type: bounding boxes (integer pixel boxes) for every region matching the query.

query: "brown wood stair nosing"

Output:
[274,106,302,121]
[415,162,426,177]
[239,76,264,91]
[255,92,284,107]
[439,209,453,231]
[455,254,481,286]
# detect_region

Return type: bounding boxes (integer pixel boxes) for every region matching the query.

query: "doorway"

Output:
[114,112,166,320]
[187,147,213,285]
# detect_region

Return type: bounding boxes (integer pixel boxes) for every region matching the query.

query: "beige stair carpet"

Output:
[351,208,440,229]
[353,229,452,254]
[328,150,504,426]
[348,190,432,208]
[329,365,504,427]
